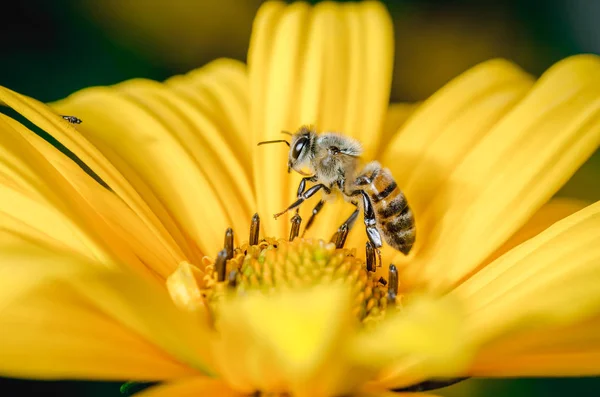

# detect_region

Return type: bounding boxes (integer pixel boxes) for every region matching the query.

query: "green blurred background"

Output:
[0,0,598,395]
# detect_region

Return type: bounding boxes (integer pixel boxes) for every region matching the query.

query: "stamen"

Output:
[249,213,260,245]
[289,213,302,241]
[215,249,228,282]
[330,231,339,244]
[365,242,376,272]
[331,224,349,249]
[338,224,349,248]
[224,228,234,260]
[378,277,387,286]
[387,264,398,304]
[228,270,238,288]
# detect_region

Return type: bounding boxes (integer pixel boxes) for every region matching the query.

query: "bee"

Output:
[61,115,82,124]
[258,125,415,257]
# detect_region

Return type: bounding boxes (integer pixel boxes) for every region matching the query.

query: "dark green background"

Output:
[3,0,598,103]
[1,0,599,396]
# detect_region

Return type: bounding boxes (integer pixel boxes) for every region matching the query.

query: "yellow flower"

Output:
[0,1,600,396]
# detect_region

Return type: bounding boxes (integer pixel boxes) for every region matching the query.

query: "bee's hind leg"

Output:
[358,191,383,267]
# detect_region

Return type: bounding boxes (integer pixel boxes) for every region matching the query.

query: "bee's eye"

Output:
[291,138,307,160]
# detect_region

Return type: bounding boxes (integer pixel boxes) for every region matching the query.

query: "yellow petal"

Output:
[249,1,394,237]
[452,200,600,376]
[0,162,97,262]
[376,103,420,157]
[115,72,254,238]
[0,114,117,264]
[0,86,180,269]
[378,58,533,282]
[342,2,394,154]
[471,315,600,376]
[167,58,252,173]
[214,285,358,396]
[68,261,216,376]
[353,296,473,389]
[0,245,199,380]
[0,85,187,278]
[52,79,229,259]
[166,261,209,318]
[135,377,241,397]
[384,55,600,291]
[478,198,588,274]
[0,113,184,280]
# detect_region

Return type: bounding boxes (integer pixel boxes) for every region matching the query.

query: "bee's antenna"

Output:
[257,139,290,147]
[280,130,292,136]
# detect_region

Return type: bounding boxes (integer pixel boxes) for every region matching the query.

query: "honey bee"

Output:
[258,125,415,256]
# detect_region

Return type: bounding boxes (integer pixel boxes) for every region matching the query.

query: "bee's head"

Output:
[257,125,316,176]
[287,125,315,175]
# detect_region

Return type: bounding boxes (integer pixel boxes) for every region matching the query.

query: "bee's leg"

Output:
[296,176,318,198]
[360,191,383,267]
[365,241,377,272]
[294,176,318,218]
[330,207,360,248]
[273,184,331,219]
[341,205,360,230]
[302,199,326,236]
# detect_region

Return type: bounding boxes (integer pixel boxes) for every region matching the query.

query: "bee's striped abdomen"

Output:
[366,168,416,255]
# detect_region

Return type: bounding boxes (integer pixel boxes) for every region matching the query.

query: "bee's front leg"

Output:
[296,176,318,198]
[273,183,331,219]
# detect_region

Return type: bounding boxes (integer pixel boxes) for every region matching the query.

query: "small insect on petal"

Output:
[61,115,82,124]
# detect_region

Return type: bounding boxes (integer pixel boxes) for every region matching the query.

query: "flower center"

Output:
[168,213,402,325]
